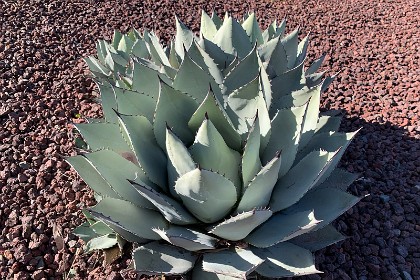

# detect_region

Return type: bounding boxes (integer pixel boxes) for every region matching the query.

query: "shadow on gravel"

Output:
[301,114,420,280]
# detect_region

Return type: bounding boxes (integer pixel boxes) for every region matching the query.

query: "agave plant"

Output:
[69,11,361,279]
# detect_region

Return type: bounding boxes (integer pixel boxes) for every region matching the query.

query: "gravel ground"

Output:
[1,0,419,279]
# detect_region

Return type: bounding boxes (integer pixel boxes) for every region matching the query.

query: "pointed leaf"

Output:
[211,11,223,28]
[85,234,118,253]
[282,28,299,69]
[130,180,197,225]
[189,89,242,150]
[270,149,340,212]
[209,209,272,241]
[315,115,342,135]
[254,242,321,278]
[245,211,321,248]
[83,150,157,208]
[133,242,197,275]
[174,168,237,223]
[203,248,264,278]
[132,38,149,58]
[270,60,306,102]
[153,226,218,251]
[144,31,170,66]
[213,16,252,58]
[97,83,118,123]
[306,53,326,75]
[313,168,360,191]
[189,118,241,191]
[224,46,259,93]
[73,222,99,243]
[175,16,194,58]
[266,38,288,76]
[262,104,307,176]
[168,41,180,68]
[131,59,171,99]
[289,225,346,252]
[173,52,221,104]
[89,197,168,240]
[242,13,263,45]
[154,81,198,148]
[242,116,262,186]
[199,36,235,69]
[284,188,361,231]
[236,153,281,213]
[201,10,218,39]
[299,84,321,149]
[295,34,310,67]
[66,155,120,199]
[75,123,130,153]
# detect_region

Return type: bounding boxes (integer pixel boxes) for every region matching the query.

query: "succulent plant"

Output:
[69,10,361,279]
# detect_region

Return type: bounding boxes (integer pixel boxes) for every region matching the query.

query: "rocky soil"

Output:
[0,0,419,279]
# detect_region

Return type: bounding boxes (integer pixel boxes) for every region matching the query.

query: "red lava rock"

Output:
[0,0,419,280]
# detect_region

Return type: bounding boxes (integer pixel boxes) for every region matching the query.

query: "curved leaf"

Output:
[201,10,218,39]
[242,115,262,186]
[306,53,326,76]
[130,180,197,225]
[189,118,241,191]
[154,81,198,148]
[174,168,237,223]
[75,123,130,153]
[133,242,197,275]
[117,114,167,189]
[289,225,346,252]
[153,226,218,251]
[236,153,281,213]
[209,209,272,241]
[188,89,242,150]
[174,16,194,58]
[242,13,263,45]
[245,210,321,248]
[131,59,171,99]
[89,197,168,240]
[254,242,321,278]
[114,86,157,123]
[312,168,360,191]
[203,248,264,278]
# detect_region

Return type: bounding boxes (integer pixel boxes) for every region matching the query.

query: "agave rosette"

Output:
[69,11,361,279]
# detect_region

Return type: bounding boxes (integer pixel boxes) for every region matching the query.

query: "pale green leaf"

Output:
[242,115,262,186]
[242,13,263,45]
[153,226,218,251]
[201,10,218,39]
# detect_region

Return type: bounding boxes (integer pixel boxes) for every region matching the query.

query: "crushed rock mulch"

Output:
[0,0,419,279]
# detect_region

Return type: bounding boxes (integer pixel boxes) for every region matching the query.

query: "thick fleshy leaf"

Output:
[154,81,198,148]
[85,234,118,253]
[89,197,168,240]
[201,10,218,39]
[254,242,321,277]
[242,115,262,186]
[289,225,346,252]
[174,16,194,58]
[188,89,242,150]
[168,41,180,69]
[144,31,170,66]
[321,73,338,92]
[299,84,321,149]
[117,114,167,189]
[213,16,252,58]
[75,123,130,153]
[97,83,118,123]
[130,180,197,225]
[165,127,196,193]
[209,209,272,241]
[131,59,171,99]
[189,118,241,190]
[211,11,223,28]
[173,52,221,104]
[262,104,307,176]
[203,248,264,278]
[224,46,259,93]
[90,221,114,235]
[192,263,240,280]
[66,155,120,199]
[236,153,281,213]
[73,222,99,243]
[83,150,156,208]
[270,59,306,102]
[306,53,326,75]
[188,41,224,85]
[113,86,156,123]
[269,149,339,212]
[174,168,237,223]
[245,211,321,248]
[242,13,263,45]
[132,38,149,58]
[282,28,299,69]
[133,242,197,275]
[283,188,361,231]
[112,30,123,49]
[84,57,111,77]
[153,226,218,251]
[306,71,326,88]
[295,34,310,67]
[313,168,360,191]
[117,34,134,53]
[266,37,288,76]
[199,36,235,69]
[315,115,342,135]
[226,76,271,143]
[262,20,277,42]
